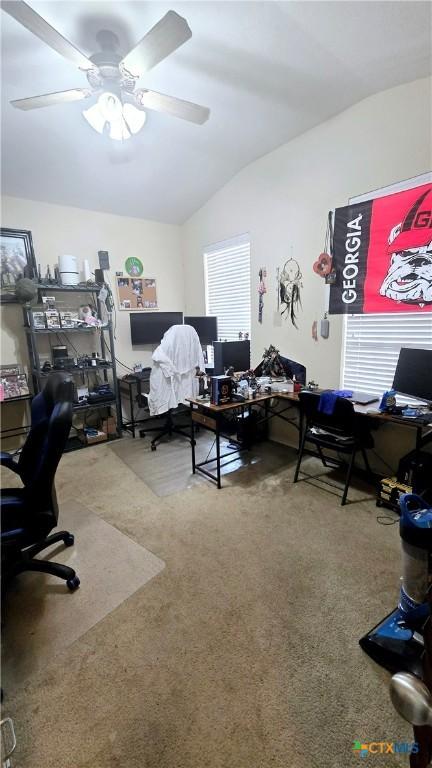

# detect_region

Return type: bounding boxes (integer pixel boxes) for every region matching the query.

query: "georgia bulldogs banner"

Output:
[329,183,432,314]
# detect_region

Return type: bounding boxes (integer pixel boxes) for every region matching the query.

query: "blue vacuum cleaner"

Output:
[360,494,432,675]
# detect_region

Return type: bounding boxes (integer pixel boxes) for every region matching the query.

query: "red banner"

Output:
[329,183,432,314]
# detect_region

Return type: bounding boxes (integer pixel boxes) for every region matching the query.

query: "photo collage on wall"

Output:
[116,257,158,310]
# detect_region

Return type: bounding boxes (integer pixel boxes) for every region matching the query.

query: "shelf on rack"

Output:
[25,325,109,334]
[33,364,112,377]
[37,283,101,292]
[73,398,116,412]
[65,432,120,453]
[24,291,121,454]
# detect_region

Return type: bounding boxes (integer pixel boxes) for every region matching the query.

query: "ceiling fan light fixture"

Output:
[109,117,130,142]
[82,92,146,140]
[122,103,146,135]
[82,101,106,134]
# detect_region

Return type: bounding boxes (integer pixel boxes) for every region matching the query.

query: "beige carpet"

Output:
[111,432,300,496]
[2,499,165,690]
[1,440,411,768]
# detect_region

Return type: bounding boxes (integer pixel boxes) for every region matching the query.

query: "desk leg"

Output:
[298,412,303,453]
[190,404,196,474]
[131,384,136,438]
[216,418,221,489]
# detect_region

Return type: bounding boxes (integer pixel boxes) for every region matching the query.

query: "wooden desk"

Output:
[188,392,432,490]
[188,393,299,488]
[187,391,369,489]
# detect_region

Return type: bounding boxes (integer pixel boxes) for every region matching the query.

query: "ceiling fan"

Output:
[2,1,210,140]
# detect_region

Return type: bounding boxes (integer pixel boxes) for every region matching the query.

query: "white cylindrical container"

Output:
[59,254,79,285]
[83,259,92,282]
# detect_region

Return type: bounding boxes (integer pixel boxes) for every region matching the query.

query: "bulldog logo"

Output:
[380,188,432,306]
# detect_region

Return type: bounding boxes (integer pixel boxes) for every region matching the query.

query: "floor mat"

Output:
[110,432,297,496]
[2,499,165,690]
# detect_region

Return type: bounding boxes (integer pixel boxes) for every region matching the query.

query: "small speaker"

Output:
[95,268,104,285]
[98,251,110,270]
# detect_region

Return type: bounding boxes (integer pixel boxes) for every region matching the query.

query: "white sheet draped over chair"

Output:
[148,324,205,416]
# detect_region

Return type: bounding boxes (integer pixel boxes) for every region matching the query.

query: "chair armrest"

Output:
[0,452,20,474]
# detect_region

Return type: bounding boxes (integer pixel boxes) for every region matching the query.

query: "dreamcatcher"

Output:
[279,257,303,328]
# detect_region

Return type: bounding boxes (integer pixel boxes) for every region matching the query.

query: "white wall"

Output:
[181,77,432,466]
[0,196,183,375]
[182,77,431,382]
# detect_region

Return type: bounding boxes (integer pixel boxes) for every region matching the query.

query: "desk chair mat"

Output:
[2,499,165,692]
[110,433,296,497]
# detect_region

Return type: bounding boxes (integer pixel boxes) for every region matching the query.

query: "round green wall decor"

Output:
[125,257,143,276]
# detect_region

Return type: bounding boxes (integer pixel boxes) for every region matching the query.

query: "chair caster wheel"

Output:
[67,576,80,591]
[64,533,74,547]
[151,445,157,451]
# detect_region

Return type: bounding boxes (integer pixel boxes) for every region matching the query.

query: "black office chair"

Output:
[139,405,193,450]
[1,371,69,478]
[293,390,374,505]
[136,365,196,449]
[1,372,80,591]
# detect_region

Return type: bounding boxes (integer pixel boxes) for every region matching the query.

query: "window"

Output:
[204,234,251,342]
[342,313,432,399]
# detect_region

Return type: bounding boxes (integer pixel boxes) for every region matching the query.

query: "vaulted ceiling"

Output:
[1,1,431,224]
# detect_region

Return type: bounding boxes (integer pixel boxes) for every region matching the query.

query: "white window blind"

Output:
[204,234,251,341]
[342,313,432,399]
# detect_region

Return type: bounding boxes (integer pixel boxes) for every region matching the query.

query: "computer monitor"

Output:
[130,312,183,345]
[184,316,218,345]
[213,340,251,375]
[392,347,432,403]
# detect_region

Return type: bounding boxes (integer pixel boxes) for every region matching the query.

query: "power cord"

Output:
[376,512,399,525]
[101,334,134,372]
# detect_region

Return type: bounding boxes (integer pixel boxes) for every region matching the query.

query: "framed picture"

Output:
[116,277,158,310]
[0,369,30,401]
[0,364,21,377]
[0,228,37,303]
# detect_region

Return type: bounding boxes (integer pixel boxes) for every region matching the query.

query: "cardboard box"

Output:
[102,416,117,435]
[79,429,107,445]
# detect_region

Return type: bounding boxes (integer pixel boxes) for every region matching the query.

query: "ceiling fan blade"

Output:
[120,11,191,77]
[1,1,96,71]
[135,89,210,125]
[11,88,92,111]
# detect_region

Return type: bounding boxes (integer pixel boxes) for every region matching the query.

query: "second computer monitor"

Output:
[213,340,251,374]
[184,316,218,345]
[130,312,183,344]
[392,347,432,403]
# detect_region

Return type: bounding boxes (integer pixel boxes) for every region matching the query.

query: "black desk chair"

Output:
[293,390,374,505]
[1,372,80,591]
[139,405,193,451]
[136,369,193,451]
[1,371,69,478]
